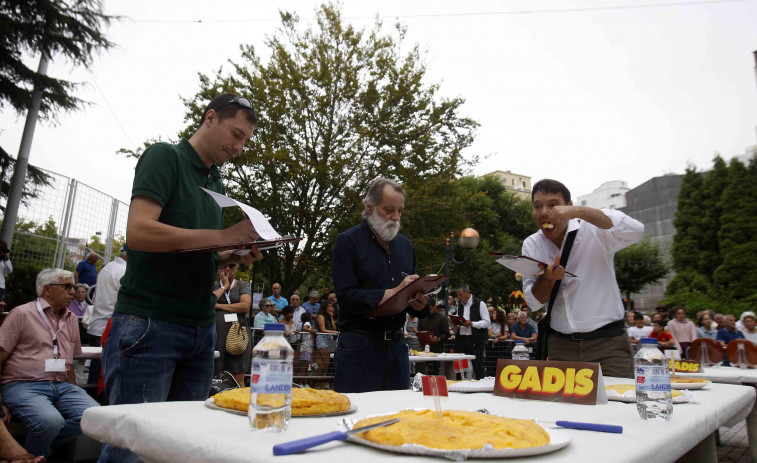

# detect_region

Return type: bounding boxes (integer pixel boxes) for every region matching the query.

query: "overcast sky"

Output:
[1,0,756,206]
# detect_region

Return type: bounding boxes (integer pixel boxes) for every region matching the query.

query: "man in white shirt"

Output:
[86,245,127,389]
[453,284,490,379]
[289,293,306,330]
[627,312,653,342]
[522,179,644,378]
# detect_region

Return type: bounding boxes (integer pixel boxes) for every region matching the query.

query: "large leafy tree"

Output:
[0,0,115,120]
[169,4,477,294]
[0,146,51,214]
[712,158,757,301]
[614,240,668,310]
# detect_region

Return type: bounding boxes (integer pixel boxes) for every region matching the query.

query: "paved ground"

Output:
[717,419,751,463]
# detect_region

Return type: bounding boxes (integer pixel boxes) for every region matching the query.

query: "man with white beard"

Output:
[332,177,429,392]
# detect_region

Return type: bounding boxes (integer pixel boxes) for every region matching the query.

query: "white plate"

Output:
[204,398,357,417]
[342,410,572,459]
[670,379,710,390]
[447,377,496,393]
[605,389,692,404]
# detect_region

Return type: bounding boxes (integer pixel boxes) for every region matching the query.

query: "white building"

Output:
[482,170,532,200]
[576,180,629,210]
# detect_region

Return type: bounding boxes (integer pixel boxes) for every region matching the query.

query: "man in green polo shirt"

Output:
[100,93,262,463]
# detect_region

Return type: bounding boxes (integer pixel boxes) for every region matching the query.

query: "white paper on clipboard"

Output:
[199,187,279,240]
[494,255,576,277]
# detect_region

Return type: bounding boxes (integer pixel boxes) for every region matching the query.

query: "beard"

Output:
[367,209,400,242]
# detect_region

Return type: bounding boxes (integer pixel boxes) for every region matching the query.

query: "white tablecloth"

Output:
[81,379,755,463]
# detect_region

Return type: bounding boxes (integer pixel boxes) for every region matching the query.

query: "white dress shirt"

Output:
[88,256,127,337]
[458,296,490,336]
[522,209,644,334]
[0,259,12,289]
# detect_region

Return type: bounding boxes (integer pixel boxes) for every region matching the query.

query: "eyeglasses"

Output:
[215,96,254,112]
[49,283,75,291]
[264,304,275,307]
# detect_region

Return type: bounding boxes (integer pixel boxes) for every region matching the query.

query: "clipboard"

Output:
[449,315,466,326]
[368,275,450,318]
[416,331,436,347]
[490,253,577,277]
[175,236,302,254]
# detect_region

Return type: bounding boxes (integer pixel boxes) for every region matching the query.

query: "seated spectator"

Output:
[627,312,653,343]
[666,306,698,353]
[650,320,677,350]
[714,313,725,330]
[510,312,537,345]
[280,306,298,347]
[67,284,89,317]
[253,299,277,329]
[737,311,755,332]
[742,314,757,344]
[289,294,306,329]
[404,313,420,351]
[488,307,509,343]
[302,291,320,317]
[521,306,538,333]
[697,313,718,340]
[717,314,745,347]
[0,269,99,457]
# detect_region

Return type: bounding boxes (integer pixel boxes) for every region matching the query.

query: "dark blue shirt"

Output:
[76,259,97,286]
[332,219,428,333]
[511,322,537,339]
[717,327,745,344]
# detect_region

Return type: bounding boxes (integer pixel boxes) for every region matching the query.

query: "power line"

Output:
[86,70,137,151]
[127,0,757,24]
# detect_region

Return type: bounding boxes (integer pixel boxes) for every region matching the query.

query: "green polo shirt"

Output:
[115,139,223,327]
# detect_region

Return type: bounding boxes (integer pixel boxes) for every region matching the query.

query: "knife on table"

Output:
[543,420,622,434]
[273,418,400,456]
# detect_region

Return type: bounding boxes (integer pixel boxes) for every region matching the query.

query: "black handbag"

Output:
[209,371,240,397]
[534,229,578,360]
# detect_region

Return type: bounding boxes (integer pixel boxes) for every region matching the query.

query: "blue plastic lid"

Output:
[640,337,658,345]
[264,323,285,331]
[514,340,524,344]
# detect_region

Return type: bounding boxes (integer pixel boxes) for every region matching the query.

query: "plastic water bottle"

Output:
[512,340,530,360]
[249,323,294,431]
[634,337,672,421]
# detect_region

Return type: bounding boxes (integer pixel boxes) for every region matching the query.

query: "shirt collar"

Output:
[179,138,222,181]
[39,298,72,319]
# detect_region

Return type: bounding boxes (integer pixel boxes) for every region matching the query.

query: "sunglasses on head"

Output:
[214,96,254,112]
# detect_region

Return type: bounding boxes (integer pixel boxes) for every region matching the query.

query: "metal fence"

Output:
[8,167,129,269]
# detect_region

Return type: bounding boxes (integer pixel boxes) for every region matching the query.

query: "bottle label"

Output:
[635,366,671,393]
[251,359,293,394]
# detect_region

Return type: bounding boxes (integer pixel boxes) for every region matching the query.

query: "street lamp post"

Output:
[441,228,479,315]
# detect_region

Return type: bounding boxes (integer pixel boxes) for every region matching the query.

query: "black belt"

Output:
[552,320,626,341]
[346,329,404,341]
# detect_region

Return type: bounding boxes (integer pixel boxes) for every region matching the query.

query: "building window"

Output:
[581,200,587,206]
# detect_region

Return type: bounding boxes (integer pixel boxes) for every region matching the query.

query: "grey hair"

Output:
[308,290,319,299]
[457,284,471,292]
[75,283,89,291]
[36,268,74,297]
[259,298,270,309]
[362,177,407,219]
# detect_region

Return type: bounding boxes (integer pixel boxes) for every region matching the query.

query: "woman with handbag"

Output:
[213,264,252,386]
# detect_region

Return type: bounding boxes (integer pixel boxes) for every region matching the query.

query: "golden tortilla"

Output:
[353,409,549,450]
[670,376,708,384]
[212,387,351,415]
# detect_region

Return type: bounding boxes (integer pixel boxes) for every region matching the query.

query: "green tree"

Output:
[0,147,52,214]
[614,240,669,310]
[129,4,478,295]
[0,0,116,120]
[698,155,728,278]
[712,158,757,301]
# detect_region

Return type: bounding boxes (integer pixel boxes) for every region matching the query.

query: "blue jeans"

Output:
[1,381,99,456]
[99,314,215,463]
[334,332,409,392]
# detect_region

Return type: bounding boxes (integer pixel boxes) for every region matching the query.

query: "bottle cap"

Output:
[515,340,524,344]
[640,337,658,345]
[264,323,285,331]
